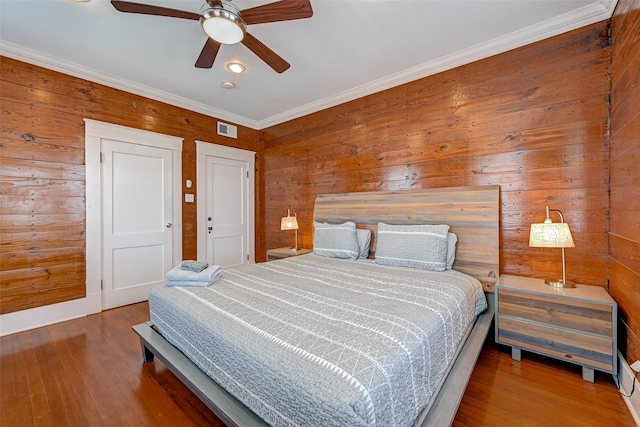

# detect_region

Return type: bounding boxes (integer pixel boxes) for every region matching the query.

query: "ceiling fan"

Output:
[110,0,313,73]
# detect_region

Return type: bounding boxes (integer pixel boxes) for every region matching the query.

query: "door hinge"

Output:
[246,171,249,178]
[247,254,249,261]
[100,152,103,163]
[101,279,104,290]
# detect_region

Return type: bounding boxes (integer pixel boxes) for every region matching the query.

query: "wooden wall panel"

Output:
[0,57,260,315]
[1,12,637,365]
[261,23,611,289]
[609,0,640,366]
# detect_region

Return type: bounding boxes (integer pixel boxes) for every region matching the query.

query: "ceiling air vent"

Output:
[217,121,237,139]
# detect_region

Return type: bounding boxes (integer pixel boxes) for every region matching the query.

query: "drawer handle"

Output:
[546,339,554,345]
[565,354,572,359]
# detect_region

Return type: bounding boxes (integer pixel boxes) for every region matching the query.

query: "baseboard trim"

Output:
[0,298,87,337]
[619,351,640,426]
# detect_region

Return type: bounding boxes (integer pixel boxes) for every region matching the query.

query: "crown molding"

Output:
[0,0,617,131]
[0,42,260,130]
[256,0,617,129]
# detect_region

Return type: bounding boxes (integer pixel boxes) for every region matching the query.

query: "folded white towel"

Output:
[166,264,221,282]
[164,278,215,287]
[165,270,222,287]
[181,260,209,272]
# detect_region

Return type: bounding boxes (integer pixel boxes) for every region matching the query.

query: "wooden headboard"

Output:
[313,185,500,292]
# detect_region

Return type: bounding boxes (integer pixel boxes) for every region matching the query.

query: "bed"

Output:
[133,185,500,427]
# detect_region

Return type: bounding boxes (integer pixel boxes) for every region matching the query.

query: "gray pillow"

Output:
[375,223,450,271]
[313,221,360,260]
[356,228,372,259]
[446,232,458,269]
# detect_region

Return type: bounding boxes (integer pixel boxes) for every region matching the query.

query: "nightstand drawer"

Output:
[498,288,613,336]
[497,316,614,371]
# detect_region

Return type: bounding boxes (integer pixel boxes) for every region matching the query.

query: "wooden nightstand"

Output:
[495,274,617,382]
[266,247,312,261]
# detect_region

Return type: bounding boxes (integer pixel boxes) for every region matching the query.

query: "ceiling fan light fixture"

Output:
[200,3,246,45]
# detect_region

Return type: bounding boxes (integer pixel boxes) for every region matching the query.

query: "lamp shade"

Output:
[281,212,298,231]
[529,222,574,248]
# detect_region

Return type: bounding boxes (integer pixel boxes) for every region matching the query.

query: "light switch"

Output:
[185,194,195,203]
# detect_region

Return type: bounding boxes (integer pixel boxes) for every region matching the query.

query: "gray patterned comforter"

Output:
[149,254,487,427]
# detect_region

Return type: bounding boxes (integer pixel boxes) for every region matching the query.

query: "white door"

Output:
[196,141,255,268]
[101,139,173,309]
[205,156,248,267]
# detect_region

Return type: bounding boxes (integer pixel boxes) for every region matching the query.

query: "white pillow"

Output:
[356,229,372,259]
[446,232,458,269]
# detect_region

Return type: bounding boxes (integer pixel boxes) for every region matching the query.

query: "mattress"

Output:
[149,254,487,427]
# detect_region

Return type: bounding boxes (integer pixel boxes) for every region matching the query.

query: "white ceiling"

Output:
[0,0,616,130]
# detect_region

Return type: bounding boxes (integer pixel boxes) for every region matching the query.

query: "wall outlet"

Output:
[631,360,640,372]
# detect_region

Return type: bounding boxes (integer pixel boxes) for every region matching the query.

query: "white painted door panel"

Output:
[205,156,248,268]
[102,139,173,309]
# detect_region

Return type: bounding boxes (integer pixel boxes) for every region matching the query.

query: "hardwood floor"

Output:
[453,342,635,427]
[1,302,635,426]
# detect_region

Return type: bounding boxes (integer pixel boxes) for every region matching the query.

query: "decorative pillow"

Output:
[375,223,450,271]
[446,232,458,270]
[356,228,372,259]
[313,221,360,260]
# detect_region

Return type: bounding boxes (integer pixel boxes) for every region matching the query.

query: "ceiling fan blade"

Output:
[242,33,290,73]
[111,1,200,20]
[195,38,221,69]
[241,0,313,25]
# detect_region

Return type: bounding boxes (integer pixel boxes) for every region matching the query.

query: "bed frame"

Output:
[133,184,500,427]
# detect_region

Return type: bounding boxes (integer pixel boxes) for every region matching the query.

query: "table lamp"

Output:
[529,206,575,288]
[280,209,299,252]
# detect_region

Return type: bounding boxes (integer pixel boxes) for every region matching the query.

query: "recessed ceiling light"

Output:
[221,81,235,89]
[226,62,246,74]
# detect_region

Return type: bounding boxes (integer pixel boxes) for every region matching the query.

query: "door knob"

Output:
[166,223,172,228]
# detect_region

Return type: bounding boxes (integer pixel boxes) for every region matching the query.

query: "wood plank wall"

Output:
[1,15,637,355]
[259,22,611,287]
[0,57,260,315]
[609,0,640,366]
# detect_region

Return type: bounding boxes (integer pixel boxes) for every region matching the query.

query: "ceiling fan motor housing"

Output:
[200,1,247,45]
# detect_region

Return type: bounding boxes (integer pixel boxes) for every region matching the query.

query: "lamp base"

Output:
[544,279,576,288]
[289,247,298,253]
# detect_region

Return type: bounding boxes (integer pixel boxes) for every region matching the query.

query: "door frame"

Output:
[196,141,255,264]
[85,119,183,313]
